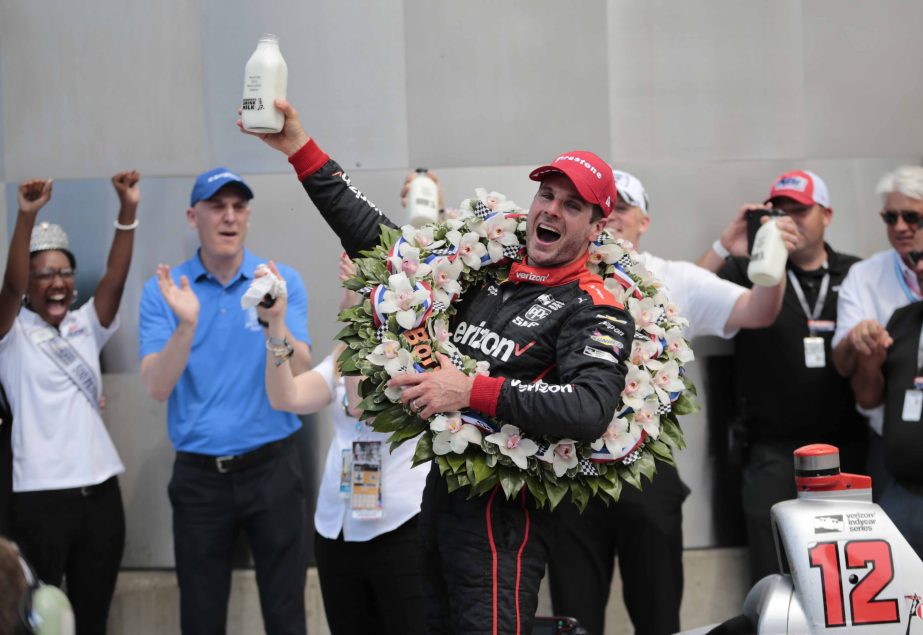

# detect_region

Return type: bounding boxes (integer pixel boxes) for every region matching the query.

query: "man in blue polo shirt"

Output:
[139,167,312,635]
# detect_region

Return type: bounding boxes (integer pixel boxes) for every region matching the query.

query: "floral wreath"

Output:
[336,189,698,511]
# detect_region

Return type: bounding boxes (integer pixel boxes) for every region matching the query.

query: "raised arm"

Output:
[140,265,200,401]
[94,171,140,327]
[0,180,53,337]
[239,98,398,257]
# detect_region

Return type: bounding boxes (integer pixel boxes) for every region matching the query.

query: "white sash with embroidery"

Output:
[31,326,101,413]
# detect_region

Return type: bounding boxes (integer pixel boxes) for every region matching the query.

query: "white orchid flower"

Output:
[431,413,483,455]
[591,416,643,457]
[431,257,463,304]
[480,215,520,263]
[632,398,662,439]
[383,348,416,401]
[485,424,539,469]
[621,363,654,410]
[541,439,579,477]
[388,243,432,280]
[367,338,402,366]
[377,272,432,330]
[402,225,444,250]
[603,278,630,306]
[629,339,661,367]
[628,296,665,338]
[664,329,695,363]
[474,188,518,213]
[588,241,624,267]
[447,230,488,270]
[475,361,491,376]
[652,360,685,404]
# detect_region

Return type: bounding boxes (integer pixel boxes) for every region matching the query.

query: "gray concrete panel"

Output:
[199,0,410,173]
[404,0,610,168]
[0,1,207,180]
[607,0,804,162]
[804,0,923,158]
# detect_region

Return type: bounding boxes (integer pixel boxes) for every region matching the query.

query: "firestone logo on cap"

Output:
[553,155,604,180]
[767,170,830,208]
[774,175,809,193]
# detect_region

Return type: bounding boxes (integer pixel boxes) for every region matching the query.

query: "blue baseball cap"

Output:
[190,167,254,206]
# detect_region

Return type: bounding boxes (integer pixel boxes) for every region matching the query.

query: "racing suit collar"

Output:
[508,252,593,286]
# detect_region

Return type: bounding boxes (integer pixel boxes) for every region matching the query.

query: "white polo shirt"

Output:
[0,301,124,492]
[313,354,429,541]
[833,249,916,435]
[643,252,747,340]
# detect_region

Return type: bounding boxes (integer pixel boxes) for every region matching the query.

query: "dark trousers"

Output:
[11,476,125,635]
[419,468,555,635]
[741,440,867,584]
[314,515,425,635]
[548,463,687,635]
[168,442,308,635]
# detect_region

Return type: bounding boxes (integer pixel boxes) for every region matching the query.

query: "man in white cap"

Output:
[549,169,797,635]
[698,170,866,584]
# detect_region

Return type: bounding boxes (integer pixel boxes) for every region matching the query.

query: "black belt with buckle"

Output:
[176,435,293,474]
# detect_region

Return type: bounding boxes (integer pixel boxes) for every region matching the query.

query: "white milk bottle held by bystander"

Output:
[407,169,439,227]
[747,217,787,286]
[241,34,288,133]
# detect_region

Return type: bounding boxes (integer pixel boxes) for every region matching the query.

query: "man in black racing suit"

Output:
[243,100,634,635]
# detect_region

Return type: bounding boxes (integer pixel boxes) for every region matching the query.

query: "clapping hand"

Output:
[156,264,199,327]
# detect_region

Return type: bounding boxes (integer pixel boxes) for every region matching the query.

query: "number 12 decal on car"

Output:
[809,539,900,627]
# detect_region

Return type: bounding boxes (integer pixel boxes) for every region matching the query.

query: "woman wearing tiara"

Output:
[0,172,140,635]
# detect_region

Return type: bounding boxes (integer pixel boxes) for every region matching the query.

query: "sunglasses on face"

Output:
[32,267,75,282]
[880,210,923,227]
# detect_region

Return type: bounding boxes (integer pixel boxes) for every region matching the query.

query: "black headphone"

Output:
[15,553,74,635]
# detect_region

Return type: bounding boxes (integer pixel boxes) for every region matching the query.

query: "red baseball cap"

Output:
[765,170,830,207]
[529,151,618,216]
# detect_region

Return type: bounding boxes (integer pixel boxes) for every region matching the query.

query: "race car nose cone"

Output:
[794,443,840,477]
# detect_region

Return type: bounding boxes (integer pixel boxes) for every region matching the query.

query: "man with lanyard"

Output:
[139,168,312,635]
[697,169,866,583]
[830,166,923,500]
[242,99,634,635]
[850,226,923,559]
[550,169,795,635]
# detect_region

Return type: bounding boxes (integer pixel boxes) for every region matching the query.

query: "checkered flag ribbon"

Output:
[655,402,671,415]
[578,458,599,476]
[473,200,493,219]
[375,325,389,342]
[621,449,642,466]
[654,307,668,326]
[616,254,633,268]
[431,301,447,314]
[502,244,522,259]
[535,441,550,457]
[430,247,455,256]
[448,350,465,370]
[358,286,374,295]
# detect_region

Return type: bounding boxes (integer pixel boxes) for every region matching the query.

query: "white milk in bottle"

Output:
[241,34,288,133]
[407,169,439,227]
[747,218,788,286]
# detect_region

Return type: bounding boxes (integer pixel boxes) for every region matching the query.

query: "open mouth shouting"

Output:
[535,222,562,245]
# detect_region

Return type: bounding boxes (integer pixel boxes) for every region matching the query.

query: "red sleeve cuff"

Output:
[288,139,329,181]
[470,375,504,417]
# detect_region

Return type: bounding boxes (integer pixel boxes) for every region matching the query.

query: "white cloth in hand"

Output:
[241,264,288,309]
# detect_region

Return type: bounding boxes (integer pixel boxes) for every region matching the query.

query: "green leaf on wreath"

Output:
[648,439,675,462]
[411,434,434,467]
[370,407,410,432]
[338,354,359,374]
[660,419,686,450]
[672,392,700,416]
[570,482,590,513]
[444,452,466,473]
[636,452,657,483]
[444,472,461,493]
[599,475,622,502]
[620,466,643,491]
[341,276,367,292]
[544,478,569,510]
[333,323,358,340]
[387,419,426,450]
[498,467,525,500]
[525,474,547,508]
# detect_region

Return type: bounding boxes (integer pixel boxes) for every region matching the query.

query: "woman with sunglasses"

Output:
[0,172,140,635]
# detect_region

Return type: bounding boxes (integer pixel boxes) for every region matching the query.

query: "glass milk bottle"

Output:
[747,218,788,286]
[241,34,288,133]
[407,169,439,227]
